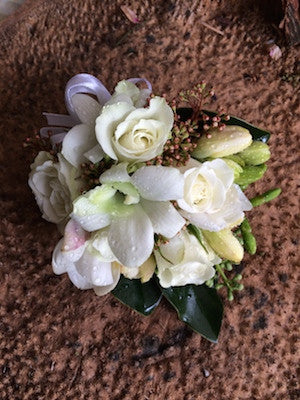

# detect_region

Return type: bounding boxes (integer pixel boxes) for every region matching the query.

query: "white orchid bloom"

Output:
[155,230,220,288]
[52,220,120,296]
[178,158,252,231]
[71,163,185,268]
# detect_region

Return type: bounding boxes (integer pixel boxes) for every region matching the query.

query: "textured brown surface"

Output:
[0,1,299,399]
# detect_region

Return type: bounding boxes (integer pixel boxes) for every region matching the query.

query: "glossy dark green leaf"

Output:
[177,108,270,143]
[161,284,223,342]
[204,110,270,142]
[112,276,162,316]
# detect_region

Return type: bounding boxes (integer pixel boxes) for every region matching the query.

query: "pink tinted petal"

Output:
[63,219,89,251]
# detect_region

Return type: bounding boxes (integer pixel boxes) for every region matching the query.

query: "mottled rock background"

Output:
[0,1,299,399]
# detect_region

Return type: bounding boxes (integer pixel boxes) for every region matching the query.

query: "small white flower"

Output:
[155,230,220,288]
[96,96,174,162]
[52,220,120,296]
[71,163,185,268]
[28,151,81,226]
[178,158,252,231]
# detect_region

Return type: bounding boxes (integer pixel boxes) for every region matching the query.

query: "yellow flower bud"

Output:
[202,229,244,263]
[192,125,252,159]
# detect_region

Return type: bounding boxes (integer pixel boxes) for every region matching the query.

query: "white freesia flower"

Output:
[52,220,120,296]
[95,96,174,162]
[28,151,81,225]
[155,230,220,288]
[178,158,252,231]
[71,163,185,268]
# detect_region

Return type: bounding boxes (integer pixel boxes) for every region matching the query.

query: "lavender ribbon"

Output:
[40,74,152,146]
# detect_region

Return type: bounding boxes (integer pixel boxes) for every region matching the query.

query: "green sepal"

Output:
[235,164,267,186]
[161,284,223,343]
[187,224,208,252]
[112,276,162,316]
[237,141,270,165]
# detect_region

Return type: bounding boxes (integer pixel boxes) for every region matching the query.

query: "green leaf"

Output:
[203,110,270,142]
[112,276,162,316]
[161,284,223,342]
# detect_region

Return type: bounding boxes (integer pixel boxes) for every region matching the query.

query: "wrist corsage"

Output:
[27,74,280,342]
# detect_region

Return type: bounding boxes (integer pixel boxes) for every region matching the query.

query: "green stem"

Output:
[250,188,281,207]
[215,264,231,290]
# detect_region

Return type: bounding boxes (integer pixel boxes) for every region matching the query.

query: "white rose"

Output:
[155,230,220,288]
[28,151,81,225]
[107,80,151,108]
[178,159,252,231]
[95,96,174,162]
[52,220,120,296]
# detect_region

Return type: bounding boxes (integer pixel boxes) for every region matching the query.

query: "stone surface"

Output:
[0,1,299,399]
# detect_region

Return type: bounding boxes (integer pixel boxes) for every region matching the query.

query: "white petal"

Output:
[72,94,102,126]
[179,158,202,174]
[141,199,185,238]
[72,212,111,232]
[131,166,184,201]
[52,239,69,275]
[207,159,234,191]
[100,162,131,184]
[75,250,113,286]
[159,235,185,265]
[234,184,253,211]
[93,264,121,296]
[92,230,116,262]
[180,210,226,232]
[63,219,88,251]
[62,124,97,168]
[67,264,93,290]
[95,102,135,160]
[83,144,104,163]
[125,97,173,132]
[57,154,82,201]
[108,205,154,268]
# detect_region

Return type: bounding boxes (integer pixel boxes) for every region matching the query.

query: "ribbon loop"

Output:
[65,73,111,119]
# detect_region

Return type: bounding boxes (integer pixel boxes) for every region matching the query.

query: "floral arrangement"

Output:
[27,74,280,342]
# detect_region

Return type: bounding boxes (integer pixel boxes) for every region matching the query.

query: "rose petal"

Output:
[96,102,135,160]
[125,97,173,132]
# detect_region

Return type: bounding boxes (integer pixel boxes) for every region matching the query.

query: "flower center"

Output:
[191,175,209,206]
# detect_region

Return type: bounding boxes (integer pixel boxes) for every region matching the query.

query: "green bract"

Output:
[237,141,270,165]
